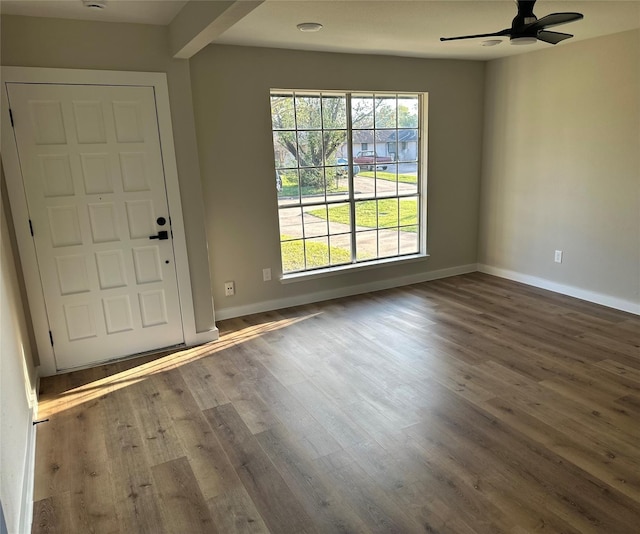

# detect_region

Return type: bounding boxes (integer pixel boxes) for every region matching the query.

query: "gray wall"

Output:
[6,15,634,331]
[1,15,216,332]
[1,166,38,534]
[189,45,485,315]
[479,29,640,309]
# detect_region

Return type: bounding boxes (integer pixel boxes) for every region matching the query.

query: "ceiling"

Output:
[0,0,188,25]
[1,0,639,60]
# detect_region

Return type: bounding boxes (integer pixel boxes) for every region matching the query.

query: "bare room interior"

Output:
[1,1,639,532]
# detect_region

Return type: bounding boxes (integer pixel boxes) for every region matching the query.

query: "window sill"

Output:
[280,254,429,284]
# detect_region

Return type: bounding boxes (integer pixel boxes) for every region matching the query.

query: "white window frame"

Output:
[271,90,428,281]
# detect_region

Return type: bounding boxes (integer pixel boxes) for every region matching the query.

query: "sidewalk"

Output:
[278,175,419,259]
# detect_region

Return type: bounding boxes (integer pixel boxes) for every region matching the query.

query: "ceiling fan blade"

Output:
[440,29,510,42]
[527,12,583,31]
[537,30,573,44]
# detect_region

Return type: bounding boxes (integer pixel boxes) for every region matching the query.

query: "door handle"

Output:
[149,230,169,240]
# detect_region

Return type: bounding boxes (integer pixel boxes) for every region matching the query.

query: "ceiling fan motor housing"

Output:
[512,1,538,40]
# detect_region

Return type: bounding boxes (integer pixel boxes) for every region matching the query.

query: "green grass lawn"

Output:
[278,172,347,198]
[281,235,351,272]
[309,199,418,232]
[359,171,417,184]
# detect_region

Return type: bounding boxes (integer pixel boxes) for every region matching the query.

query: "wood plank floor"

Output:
[32,273,640,533]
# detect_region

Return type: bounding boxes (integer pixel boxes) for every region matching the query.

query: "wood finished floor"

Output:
[32,273,640,534]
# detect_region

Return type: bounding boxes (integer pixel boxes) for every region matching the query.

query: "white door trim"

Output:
[1,67,216,376]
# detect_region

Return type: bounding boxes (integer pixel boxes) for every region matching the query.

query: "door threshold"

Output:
[54,343,187,375]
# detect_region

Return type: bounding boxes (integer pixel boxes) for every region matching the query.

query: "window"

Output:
[270,91,424,275]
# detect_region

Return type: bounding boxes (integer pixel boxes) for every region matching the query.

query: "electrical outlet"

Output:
[224,281,235,296]
[263,268,272,282]
[554,250,563,264]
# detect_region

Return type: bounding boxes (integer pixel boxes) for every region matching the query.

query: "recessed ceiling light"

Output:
[297,22,323,33]
[481,39,502,47]
[82,0,106,9]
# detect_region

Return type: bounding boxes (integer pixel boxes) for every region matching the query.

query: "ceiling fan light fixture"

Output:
[297,22,323,33]
[510,36,537,45]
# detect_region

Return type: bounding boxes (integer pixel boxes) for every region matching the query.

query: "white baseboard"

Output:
[19,406,37,534]
[215,263,478,320]
[185,327,219,346]
[215,262,639,321]
[478,264,640,315]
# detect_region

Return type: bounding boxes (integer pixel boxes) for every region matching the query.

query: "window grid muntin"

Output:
[272,90,422,274]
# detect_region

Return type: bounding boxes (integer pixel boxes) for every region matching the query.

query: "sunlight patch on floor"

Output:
[38,313,318,418]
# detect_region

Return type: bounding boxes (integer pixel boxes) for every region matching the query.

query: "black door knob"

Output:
[149,230,169,240]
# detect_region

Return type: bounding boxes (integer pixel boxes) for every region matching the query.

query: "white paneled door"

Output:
[7,83,185,370]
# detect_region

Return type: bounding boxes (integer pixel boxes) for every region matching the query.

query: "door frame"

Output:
[2,67,214,376]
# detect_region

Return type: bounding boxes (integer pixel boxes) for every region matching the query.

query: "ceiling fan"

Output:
[440,0,584,46]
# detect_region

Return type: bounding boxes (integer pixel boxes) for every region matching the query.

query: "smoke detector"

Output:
[83,0,106,9]
[297,22,323,33]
